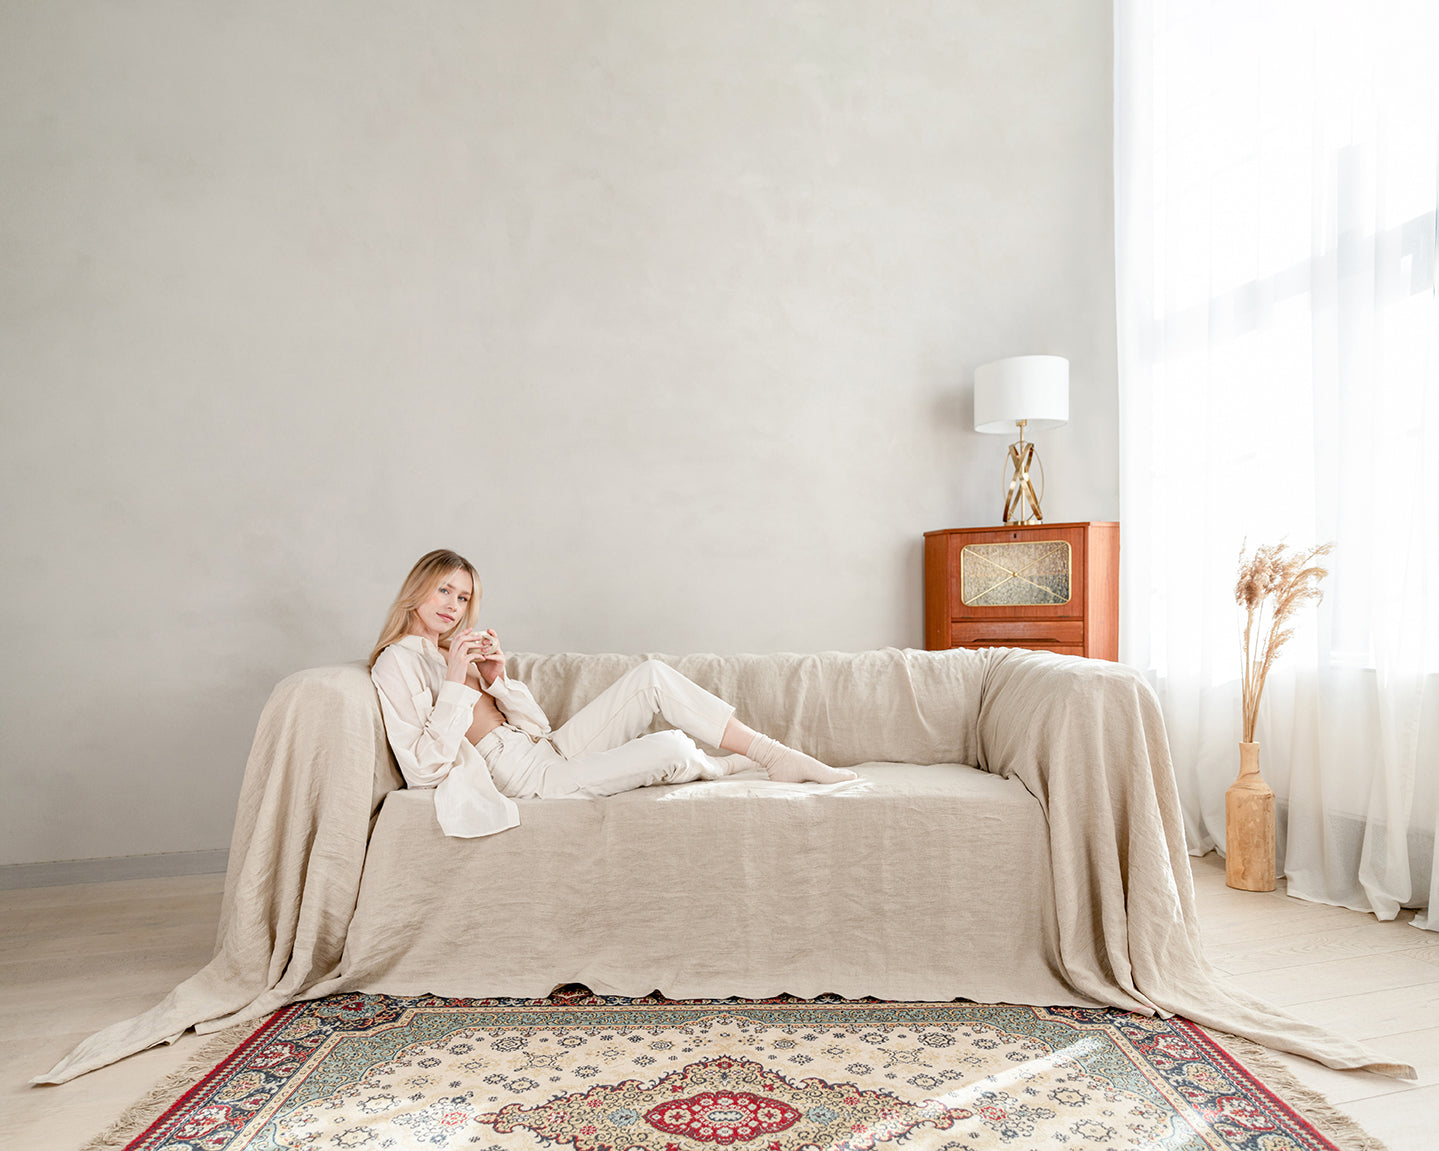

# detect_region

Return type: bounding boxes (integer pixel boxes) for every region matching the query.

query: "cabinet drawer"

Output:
[967,642,1087,657]
[950,620,1085,648]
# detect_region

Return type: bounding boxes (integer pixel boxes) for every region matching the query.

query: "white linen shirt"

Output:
[370,634,552,838]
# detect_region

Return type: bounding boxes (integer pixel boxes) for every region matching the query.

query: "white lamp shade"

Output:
[973,355,1070,434]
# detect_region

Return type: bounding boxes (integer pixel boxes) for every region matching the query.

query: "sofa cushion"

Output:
[310,762,1084,1006]
[509,648,988,769]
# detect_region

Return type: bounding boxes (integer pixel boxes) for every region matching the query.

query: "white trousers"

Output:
[475,659,738,799]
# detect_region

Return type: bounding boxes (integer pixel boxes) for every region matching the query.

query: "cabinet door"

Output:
[947,525,1088,623]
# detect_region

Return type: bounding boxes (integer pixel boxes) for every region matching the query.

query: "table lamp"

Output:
[973,355,1069,525]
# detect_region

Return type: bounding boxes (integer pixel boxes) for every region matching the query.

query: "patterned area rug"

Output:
[88,990,1384,1151]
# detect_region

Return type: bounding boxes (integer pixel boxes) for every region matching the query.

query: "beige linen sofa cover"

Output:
[37,647,1414,1084]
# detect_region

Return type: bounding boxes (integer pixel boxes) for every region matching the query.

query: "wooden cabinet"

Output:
[924,522,1119,660]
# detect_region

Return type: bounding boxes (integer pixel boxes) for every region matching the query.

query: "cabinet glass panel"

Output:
[959,541,1072,607]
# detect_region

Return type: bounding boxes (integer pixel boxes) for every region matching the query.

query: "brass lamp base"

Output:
[1001,420,1045,525]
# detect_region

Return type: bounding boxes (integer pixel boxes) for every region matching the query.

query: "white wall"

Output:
[0,0,1117,866]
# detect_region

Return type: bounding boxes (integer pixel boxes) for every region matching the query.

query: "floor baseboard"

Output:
[0,849,229,890]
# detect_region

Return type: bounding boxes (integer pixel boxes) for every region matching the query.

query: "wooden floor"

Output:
[4,852,1438,1150]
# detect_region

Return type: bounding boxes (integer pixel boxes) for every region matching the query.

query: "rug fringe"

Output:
[1202,1027,1391,1151]
[78,1022,262,1151]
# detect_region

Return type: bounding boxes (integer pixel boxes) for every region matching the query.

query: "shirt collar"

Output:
[396,633,443,659]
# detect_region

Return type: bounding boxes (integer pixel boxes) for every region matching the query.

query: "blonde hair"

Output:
[369,549,482,668]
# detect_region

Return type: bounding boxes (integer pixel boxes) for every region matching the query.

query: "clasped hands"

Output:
[444,627,506,687]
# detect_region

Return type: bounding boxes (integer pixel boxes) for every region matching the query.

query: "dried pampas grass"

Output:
[1235,541,1333,743]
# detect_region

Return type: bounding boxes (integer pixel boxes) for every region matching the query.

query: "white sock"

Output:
[745,734,858,784]
[714,754,763,776]
[697,754,757,779]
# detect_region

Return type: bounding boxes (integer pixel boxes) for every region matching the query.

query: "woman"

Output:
[370,549,856,838]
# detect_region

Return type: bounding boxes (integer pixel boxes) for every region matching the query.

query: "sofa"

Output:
[38,646,1408,1083]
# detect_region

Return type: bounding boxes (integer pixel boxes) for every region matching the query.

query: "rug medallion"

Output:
[109,991,1356,1151]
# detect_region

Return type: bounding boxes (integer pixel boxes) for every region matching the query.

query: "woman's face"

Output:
[410,568,474,642]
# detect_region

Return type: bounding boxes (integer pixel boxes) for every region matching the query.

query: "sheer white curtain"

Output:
[1115,1,1439,926]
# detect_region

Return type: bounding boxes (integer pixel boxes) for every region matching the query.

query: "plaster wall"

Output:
[0,0,1117,865]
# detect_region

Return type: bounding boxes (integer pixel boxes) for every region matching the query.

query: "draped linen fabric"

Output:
[1115,0,1439,925]
[37,649,1413,1084]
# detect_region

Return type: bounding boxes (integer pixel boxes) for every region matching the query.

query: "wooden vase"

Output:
[1225,741,1276,891]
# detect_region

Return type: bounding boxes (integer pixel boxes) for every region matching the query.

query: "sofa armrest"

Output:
[36,662,400,1084]
[969,649,1409,1075]
[975,651,1191,1000]
[217,663,401,941]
